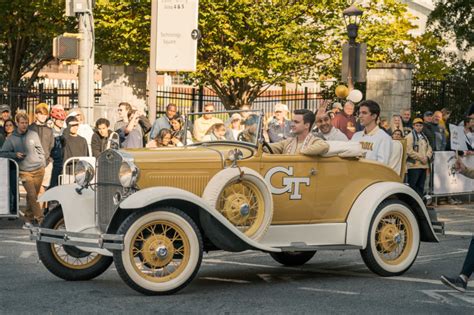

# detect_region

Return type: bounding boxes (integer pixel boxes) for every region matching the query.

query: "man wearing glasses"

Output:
[193,103,223,141]
[313,106,348,141]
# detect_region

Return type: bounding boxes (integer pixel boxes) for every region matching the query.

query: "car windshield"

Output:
[184,110,262,146]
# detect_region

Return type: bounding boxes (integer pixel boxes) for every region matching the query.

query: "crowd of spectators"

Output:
[0,98,472,224]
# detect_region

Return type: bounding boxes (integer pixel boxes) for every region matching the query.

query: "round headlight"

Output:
[74,160,94,187]
[119,161,139,188]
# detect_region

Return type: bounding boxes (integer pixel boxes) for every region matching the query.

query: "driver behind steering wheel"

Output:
[238,114,260,143]
[265,109,329,156]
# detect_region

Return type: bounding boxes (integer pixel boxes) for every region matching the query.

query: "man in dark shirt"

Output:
[91,118,113,158]
[63,117,89,162]
[423,111,446,151]
[29,103,54,194]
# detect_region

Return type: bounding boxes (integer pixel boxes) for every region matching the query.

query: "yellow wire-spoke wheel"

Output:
[129,220,190,283]
[216,179,265,237]
[50,219,102,270]
[374,211,413,265]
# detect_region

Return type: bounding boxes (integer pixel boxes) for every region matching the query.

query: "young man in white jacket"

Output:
[351,100,392,165]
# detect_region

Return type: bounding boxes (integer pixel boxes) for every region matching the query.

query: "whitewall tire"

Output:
[114,207,203,295]
[360,200,420,276]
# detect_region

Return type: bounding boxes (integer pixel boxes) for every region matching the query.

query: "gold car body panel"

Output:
[258,153,401,225]
[124,145,401,225]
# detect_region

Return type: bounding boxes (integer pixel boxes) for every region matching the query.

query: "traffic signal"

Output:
[53,34,80,60]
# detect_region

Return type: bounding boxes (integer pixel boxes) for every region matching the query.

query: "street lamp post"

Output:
[343,4,363,91]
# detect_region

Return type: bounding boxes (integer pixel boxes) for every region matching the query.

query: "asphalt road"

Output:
[1,204,474,314]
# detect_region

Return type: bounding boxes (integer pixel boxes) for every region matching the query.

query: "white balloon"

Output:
[347,89,363,103]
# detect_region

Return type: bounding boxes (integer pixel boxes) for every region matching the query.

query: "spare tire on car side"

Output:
[201,167,273,241]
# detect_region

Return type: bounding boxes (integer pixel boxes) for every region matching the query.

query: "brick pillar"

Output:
[96,65,147,126]
[366,63,414,119]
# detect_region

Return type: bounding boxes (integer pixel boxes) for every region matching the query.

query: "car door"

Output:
[260,153,318,224]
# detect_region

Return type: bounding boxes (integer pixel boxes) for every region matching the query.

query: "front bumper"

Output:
[29,227,124,251]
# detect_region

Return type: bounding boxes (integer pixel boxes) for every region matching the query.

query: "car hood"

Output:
[122,146,225,168]
[122,144,256,195]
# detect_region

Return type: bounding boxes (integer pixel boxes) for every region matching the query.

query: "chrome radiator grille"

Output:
[96,150,123,232]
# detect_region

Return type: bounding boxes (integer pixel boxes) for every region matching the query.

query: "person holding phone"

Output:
[440,158,474,292]
[0,112,46,226]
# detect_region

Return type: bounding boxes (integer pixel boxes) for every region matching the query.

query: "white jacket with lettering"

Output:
[351,126,392,165]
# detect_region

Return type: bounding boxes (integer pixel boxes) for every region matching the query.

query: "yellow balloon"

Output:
[335,85,349,98]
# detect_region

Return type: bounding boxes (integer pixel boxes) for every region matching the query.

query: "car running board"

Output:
[277,243,362,252]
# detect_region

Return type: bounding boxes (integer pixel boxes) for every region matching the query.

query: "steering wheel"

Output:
[262,140,274,154]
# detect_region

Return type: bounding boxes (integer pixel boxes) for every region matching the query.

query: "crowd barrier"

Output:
[431,151,474,198]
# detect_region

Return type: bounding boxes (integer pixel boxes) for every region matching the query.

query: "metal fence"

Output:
[411,79,473,123]
[0,83,102,114]
[154,85,339,118]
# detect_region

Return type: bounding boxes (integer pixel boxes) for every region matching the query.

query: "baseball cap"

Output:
[230,113,242,121]
[274,103,288,112]
[413,118,424,125]
[332,102,343,110]
[35,102,49,112]
[0,104,11,113]
[423,111,433,117]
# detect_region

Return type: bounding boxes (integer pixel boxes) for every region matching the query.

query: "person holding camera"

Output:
[405,118,432,197]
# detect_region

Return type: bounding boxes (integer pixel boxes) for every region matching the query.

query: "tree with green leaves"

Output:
[94,0,151,67]
[429,0,473,51]
[0,0,75,94]
[185,0,449,108]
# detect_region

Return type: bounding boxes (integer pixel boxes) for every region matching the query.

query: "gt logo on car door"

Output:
[264,166,310,200]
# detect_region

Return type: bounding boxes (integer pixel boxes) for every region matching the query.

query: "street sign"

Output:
[341,43,367,83]
[155,0,199,72]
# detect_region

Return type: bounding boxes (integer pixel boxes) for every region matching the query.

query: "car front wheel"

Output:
[360,200,420,276]
[113,207,203,295]
[36,207,113,281]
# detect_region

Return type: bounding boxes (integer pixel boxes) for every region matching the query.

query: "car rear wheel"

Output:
[202,167,273,240]
[36,207,113,281]
[360,200,420,276]
[113,207,203,295]
[270,251,316,266]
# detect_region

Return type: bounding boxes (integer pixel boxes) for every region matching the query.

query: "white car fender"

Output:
[38,185,112,255]
[345,182,438,248]
[119,186,281,252]
[39,185,98,235]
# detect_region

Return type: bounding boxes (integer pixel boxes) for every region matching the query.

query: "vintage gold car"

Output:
[29,111,438,295]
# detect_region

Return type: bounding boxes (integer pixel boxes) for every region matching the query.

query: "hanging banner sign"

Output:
[156,0,199,72]
[432,151,474,195]
[450,124,468,151]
